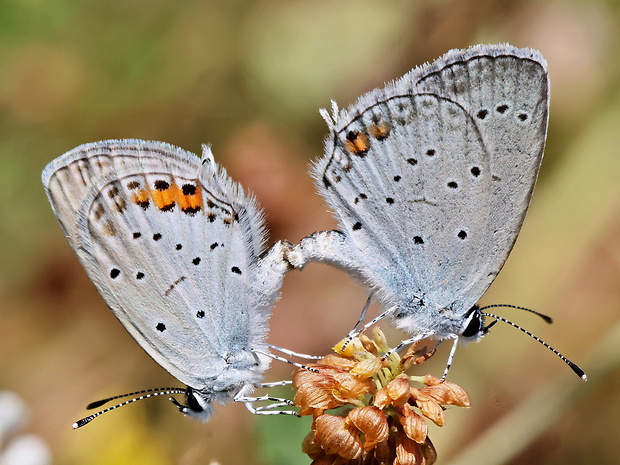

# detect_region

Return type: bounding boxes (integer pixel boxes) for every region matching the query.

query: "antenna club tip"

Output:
[581,373,588,381]
[72,418,90,429]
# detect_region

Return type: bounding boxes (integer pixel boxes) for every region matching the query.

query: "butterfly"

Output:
[288,44,585,379]
[43,139,297,425]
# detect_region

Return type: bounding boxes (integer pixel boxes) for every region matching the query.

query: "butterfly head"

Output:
[459,305,489,343]
[170,387,216,422]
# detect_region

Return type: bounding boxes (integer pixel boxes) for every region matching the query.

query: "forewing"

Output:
[315,95,492,312]
[43,140,284,389]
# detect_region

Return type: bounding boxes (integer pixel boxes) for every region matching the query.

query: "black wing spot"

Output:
[386,197,395,204]
[182,184,197,195]
[160,202,175,212]
[413,236,424,244]
[458,230,467,240]
[154,180,170,190]
[231,266,242,275]
[136,272,145,280]
[352,222,362,231]
[176,244,182,250]
[470,166,481,177]
[156,322,166,332]
[210,242,219,250]
[518,113,528,121]
[496,104,509,114]
[182,206,201,215]
[153,233,162,241]
[110,268,120,279]
[127,181,140,190]
[393,175,401,182]
[207,213,216,222]
[133,232,142,239]
[447,181,458,189]
[197,310,205,319]
[477,109,488,120]
[406,158,418,166]
[192,257,201,265]
[426,149,435,157]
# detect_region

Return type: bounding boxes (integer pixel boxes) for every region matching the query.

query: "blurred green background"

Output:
[1,0,620,464]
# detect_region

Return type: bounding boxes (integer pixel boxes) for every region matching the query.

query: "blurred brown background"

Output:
[1,0,619,464]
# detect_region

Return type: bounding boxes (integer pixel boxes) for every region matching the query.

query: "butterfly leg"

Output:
[237,393,300,417]
[253,348,319,373]
[441,334,460,381]
[259,380,292,388]
[380,332,435,361]
[242,402,299,416]
[340,302,398,351]
[266,344,323,360]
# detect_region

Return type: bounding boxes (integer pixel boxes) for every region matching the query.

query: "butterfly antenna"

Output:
[85,387,184,409]
[480,303,553,324]
[481,311,587,380]
[73,387,187,429]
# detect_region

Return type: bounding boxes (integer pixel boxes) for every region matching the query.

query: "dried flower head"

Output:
[293,328,470,465]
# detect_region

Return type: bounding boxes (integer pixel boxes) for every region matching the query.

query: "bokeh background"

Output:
[1,0,619,464]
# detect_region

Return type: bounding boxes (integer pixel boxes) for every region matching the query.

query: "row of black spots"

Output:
[411,229,467,245]
[404,148,434,166]
[108,268,145,280]
[352,192,394,205]
[205,212,235,226]
[476,105,529,122]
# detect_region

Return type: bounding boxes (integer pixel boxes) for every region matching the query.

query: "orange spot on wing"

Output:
[369,122,390,141]
[176,184,203,212]
[130,182,203,213]
[345,131,370,156]
[151,185,176,210]
[131,189,151,206]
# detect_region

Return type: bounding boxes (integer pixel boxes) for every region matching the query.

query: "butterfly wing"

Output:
[43,140,289,390]
[296,45,548,333]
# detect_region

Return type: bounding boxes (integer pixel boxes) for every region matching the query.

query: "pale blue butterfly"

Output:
[43,140,302,426]
[289,44,585,380]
